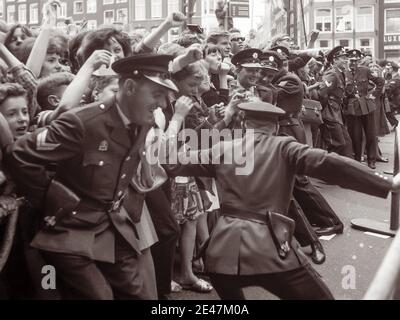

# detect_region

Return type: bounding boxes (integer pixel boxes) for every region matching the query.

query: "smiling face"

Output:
[119,78,170,126]
[41,53,69,78]
[237,67,260,89]
[0,95,29,139]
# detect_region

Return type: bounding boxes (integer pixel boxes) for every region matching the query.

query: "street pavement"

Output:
[169,129,397,301]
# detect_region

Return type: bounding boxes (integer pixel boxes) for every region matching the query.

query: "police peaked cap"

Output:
[326,46,347,63]
[238,102,285,120]
[270,46,290,60]
[347,49,362,61]
[231,48,263,68]
[260,51,283,71]
[112,53,178,92]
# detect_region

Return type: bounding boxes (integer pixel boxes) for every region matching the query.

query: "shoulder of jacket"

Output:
[69,99,114,123]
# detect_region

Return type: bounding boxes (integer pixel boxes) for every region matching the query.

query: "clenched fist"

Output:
[174,96,195,120]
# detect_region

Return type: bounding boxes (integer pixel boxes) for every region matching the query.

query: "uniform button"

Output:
[100,104,105,110]
[99,161,104,166]
[375,173,379,176]
[126,156,131,161]
[118,191,123,197]
[121,174,127,179]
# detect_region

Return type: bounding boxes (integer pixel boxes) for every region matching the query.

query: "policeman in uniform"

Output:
[4,54,181,300]
[344,49,385,169]
[318,46,353,158]
[166,101,399,300]
[262,49,343,262]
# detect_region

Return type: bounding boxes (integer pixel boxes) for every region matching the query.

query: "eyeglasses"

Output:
[231,37,245,42]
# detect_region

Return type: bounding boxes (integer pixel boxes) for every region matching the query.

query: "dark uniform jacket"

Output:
[344,66,385,116]
[4,96,145,263]
[168,131,392,275]
[272,71,306,143]
[318,66,346,125]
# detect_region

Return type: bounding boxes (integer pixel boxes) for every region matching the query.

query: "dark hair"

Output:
[92,75,119,97]
[173,61,208,82]
[0,83,27,106]
[37,72,75,110]
[17,33,69,65]
[157,42,186,57]
[3,24,33,51]
[81,28,132,62]
[69,30,91,74]
[229,28,241,34]
[203,43,223,57]
[206,32,230,45]
[176,31,202,48]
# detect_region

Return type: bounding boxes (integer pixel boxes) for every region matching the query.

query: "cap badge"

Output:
[353,50,356,55]
[133,70,139,75]
[277,49,282,54]
[253,52,258,59]
[269,56,275,62]
[99,140,109,152]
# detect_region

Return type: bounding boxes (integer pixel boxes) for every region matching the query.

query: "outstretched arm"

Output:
[26,2,57,78]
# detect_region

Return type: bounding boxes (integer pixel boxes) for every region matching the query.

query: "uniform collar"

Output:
[116,102,131,129]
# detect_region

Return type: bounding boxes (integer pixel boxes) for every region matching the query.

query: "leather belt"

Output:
[221,205,269,225]
[81,192,126,213]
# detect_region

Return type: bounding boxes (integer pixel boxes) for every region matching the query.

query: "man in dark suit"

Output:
[318,46,354,158]
[4,54,184,299]
[166,101,400,300]
[344,49,385,169]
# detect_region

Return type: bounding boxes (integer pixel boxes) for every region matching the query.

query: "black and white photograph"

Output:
[0,0,399,308]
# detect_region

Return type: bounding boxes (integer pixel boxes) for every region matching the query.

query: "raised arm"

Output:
[47,50,113,124]
[0,43,39,120]
[135,12,186,54]
[26,2,57,78]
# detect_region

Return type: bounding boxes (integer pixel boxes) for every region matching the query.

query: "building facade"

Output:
[379,0,400,60]
[294,0,379,56]
[0,0,201,40]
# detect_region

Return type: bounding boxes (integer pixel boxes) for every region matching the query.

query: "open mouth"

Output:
[16,126,28,135]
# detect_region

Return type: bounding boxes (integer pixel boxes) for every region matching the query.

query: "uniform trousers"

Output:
[346,112,377,162]
[208,264,334,300]
[41,231,156,300]
[146,186,180,299]
[320,121,354,158]
[293,176,344,230]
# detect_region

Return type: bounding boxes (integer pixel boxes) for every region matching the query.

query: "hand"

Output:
[85,50,113,72]
[208,104,223,124]
[166,12,187,28]
[0,196,18,219]
[42,0,59,27]
[184,44,204,65]
[309,30,320,42]
[218,62,231,76]
[174,96,195,120]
